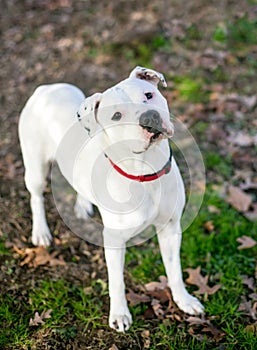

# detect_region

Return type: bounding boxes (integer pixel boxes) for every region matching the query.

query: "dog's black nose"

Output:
[139,110,163,136]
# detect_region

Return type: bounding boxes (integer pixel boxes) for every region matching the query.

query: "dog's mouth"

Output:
[143,126,163,142]
[132,128,164,154]
[132,109,172,154]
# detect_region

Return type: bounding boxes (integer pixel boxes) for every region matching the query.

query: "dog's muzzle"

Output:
[139,110,166,141]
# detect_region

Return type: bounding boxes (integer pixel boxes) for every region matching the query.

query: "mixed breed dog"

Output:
[19,66,204,332]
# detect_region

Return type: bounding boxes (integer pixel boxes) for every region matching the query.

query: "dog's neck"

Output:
[104,139,171,180]
[105,145,172,182]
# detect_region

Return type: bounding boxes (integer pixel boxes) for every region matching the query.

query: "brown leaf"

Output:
[242,275,256,291]
[208,205,221,214]
[144,276,168,292]
[49,254,66,267]
[148,288,171,303]
[185,266,222,295]
[109,345,119,350]
[244,203,257,222]
[141,330,151,349]
[40,309,52,319]
[126,289,150,306]
[240,178,257,191]
[141,330,150,338]
[237,236,257,250]
[204,221,215,232]
[142,307,156,319]
[29,309,52,326]
[201,324,226,341]
[186,316,226,341]
[229,132,254,147]
[238,300,257,320]
[249,293,257,301]
[151,298,164,317]
[245,324,257,334]
[186,316,206,325]
[29,312,45,326]
[227,185,252,212]
[14,246,66,267]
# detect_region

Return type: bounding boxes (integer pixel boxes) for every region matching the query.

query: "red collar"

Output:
[105,147,172,182]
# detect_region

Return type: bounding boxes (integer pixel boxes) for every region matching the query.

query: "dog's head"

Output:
[78,66,173,155]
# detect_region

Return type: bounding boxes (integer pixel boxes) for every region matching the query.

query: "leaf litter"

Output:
[126,273,225,342]
[13,246,66,268]
[184,266,222,295]
[236,236,257,250]
[29,309,52,326]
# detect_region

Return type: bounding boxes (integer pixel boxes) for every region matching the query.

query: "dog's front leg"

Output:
[103,230,132,332]
[157,221,204,315]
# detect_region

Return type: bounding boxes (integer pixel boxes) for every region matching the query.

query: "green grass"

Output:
[212,16,257,49]
[104,34,171,67]
[228,16,257,49]
[125,189,257,348]
[212,24,228,44]
[173,76,209,103]
[0,188,256,348]
[204,152,233,179]
[0,279,105,348]
[0,238,10,256]
[4,144,243,348]
[0,294,31,346]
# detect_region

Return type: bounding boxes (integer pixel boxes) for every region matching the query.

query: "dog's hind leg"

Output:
[25,157,52,247]
[20,136,52,247]
[74,194,94,220]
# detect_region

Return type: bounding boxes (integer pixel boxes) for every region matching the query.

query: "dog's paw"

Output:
[109,309,132,333]
[174,292,204,315]
[74,197,93,220]
[32,225,52,247]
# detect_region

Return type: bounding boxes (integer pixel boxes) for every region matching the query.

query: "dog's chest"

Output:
[99,177,161,233]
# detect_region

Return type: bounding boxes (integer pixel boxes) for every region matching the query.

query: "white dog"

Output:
[19,66,204,332]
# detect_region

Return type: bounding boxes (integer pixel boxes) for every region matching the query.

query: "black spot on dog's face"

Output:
[111,111,122,121]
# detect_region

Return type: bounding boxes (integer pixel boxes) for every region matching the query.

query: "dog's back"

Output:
[19,83,85,159]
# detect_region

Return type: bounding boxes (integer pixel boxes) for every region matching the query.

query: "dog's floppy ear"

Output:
[129,66,167,87]
[77,93,102,136]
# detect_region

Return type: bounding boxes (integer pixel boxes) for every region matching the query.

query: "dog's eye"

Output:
[111,112,122,121]
[145,92,153,100]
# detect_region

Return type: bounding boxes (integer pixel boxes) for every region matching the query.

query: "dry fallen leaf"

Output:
[237,236,257,250]
[229,132,254,147]
[208,205,221,214]
[184,266,222,295]
[226,185,252,212]
[238,299,257,320]
[186,316,226,341]
[148,288,171,304]
[204,221,215,232]
[240,178,257,191]
[13,246,66,268]
[142,306,156,320]
[244,203,257,222]
[242,275,256,291]
[126,289,151,306]
[151,298,164,317]
[141,329,151,349]
[109,345,119,350]
[244,324,257,334]
[144,276,168,292]
[29,309,52,326]
[141,329,150,338]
